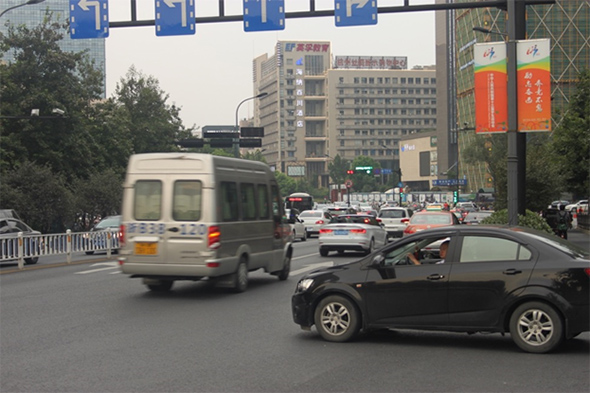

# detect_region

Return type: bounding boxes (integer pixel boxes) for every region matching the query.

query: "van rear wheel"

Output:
[146,280,173,292]
[277,254,291,281]
[231,258,248,293]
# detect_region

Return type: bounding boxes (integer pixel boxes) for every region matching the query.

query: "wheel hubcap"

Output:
[517,309,554,346]
[321,302,350,335]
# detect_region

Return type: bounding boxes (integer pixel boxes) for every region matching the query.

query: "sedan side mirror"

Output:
[371,254,385,267]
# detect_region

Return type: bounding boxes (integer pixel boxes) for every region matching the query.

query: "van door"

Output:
[164,180,208,265]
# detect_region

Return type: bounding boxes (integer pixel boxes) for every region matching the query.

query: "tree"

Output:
[274,171,297,197]
[0,14,106,181]
[242,149,267,163]
[0,161,74,233]
[327,154,349,188]
[114,66,193,154]
[550,70,590,199]
[71,169,124,229]
[348,156,381,193]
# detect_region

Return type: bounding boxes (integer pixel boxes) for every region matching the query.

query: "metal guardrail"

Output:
[0,230,120,270]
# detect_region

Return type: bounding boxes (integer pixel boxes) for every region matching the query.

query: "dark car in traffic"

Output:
[292,225,589,353]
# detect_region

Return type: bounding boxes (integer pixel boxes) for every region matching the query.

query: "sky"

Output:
[105,0,437,130]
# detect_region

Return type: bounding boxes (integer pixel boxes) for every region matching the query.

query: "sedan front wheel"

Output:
[509,301,563,353]
[314,295,361,342]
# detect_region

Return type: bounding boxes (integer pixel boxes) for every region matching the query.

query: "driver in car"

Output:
[407,240,449,265]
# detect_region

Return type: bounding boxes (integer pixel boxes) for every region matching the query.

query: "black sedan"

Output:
[292,226,589,353]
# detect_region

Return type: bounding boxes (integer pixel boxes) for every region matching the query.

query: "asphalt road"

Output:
[1,234,589,392]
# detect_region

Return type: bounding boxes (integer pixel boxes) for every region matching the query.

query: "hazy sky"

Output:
[106,0,436,129]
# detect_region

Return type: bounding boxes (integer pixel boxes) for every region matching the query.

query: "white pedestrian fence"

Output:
[0,229,120,270]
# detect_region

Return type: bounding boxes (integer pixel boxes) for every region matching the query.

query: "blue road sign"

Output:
[334,0,377,27]
[69,0,109,39]
[156,0,196,37]
[243,0,285,32]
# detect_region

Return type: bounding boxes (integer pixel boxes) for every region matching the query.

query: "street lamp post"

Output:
[0,0,45,18]
[234,92,268,158]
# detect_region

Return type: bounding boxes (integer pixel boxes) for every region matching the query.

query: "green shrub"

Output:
[480,209,553,234]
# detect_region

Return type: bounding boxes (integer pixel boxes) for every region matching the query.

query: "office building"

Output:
[437,0,589,194]
[253,40,437,188]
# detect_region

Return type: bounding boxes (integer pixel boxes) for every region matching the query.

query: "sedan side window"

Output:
[460,236,532,263]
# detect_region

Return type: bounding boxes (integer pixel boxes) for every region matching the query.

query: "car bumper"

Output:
[566,303,590,337]
[292,292,315,328]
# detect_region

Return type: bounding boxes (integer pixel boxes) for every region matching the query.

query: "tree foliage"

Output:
[550,69,590,199]
[0,15,194,232]
[114,66,192,154]
[0,161,74,233]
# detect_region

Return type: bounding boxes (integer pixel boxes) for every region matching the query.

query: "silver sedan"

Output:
[318,214,388,256]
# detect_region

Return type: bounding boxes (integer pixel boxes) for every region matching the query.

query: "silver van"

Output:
[118,153,293,292]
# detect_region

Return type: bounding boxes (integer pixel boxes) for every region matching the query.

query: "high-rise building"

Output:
[437,0,589,194]
[0,0,106,97]
[253,40,437,188]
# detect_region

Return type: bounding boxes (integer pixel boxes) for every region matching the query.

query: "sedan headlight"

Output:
[296,278,314,293]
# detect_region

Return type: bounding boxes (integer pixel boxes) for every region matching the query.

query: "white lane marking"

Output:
[75,261,119,275]
[292,253,319,260]
[291,262,333,276]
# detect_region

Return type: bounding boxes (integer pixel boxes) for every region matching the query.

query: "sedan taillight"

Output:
[316,219,325,224]
[401,218,410,224]
[319,228,332,234]
[349,229,367,234]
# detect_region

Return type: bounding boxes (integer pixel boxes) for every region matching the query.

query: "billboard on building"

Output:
[474,42,508,133]
[334,56,407,70]
[517,39,551,132]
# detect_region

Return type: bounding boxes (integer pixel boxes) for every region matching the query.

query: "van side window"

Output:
[271,185,282,223]
[221,182,238,222]
[173,181,202,221]
[257,184,269,219]
[134,181,162,220]
[241,183,256,220]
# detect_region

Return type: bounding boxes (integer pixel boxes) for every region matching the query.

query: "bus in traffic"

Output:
[285,192,314,213]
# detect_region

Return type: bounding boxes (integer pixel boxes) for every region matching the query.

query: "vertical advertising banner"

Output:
[474,42,508,133]
[517,39,551,131]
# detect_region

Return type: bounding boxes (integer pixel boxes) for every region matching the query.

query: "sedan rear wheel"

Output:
[365,239,374,255]
[510,302,563,353]
[314,295,360,342]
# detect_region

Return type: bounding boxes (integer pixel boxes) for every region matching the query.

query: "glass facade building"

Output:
[1,0,106,97]
[438,0,589,194]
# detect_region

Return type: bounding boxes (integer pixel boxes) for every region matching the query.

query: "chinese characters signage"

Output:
[474,42,508,133]
[284,42,330,52]
[517,39,551,131]
[334,56,407,70]
[474,39,551,134]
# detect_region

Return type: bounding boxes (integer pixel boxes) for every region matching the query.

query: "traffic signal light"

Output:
[346,170,354,175]
[453,190,458,204]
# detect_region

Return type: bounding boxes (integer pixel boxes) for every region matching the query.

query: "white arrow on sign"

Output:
[164,0,188,27]
[346,0,370,17]
[78,0,101,30]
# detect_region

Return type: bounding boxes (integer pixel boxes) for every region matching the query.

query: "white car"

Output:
[318,214,388,256]
[285,209,307,242]
[377,207,414,240]
[298,210,332,238]
[565,200,588,212]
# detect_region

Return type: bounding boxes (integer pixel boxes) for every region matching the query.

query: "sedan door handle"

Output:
[427,274,445,280]
[503,268,521,275]
[168,227,179,233]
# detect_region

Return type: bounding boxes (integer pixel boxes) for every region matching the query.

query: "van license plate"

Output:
[135,242,157,255]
